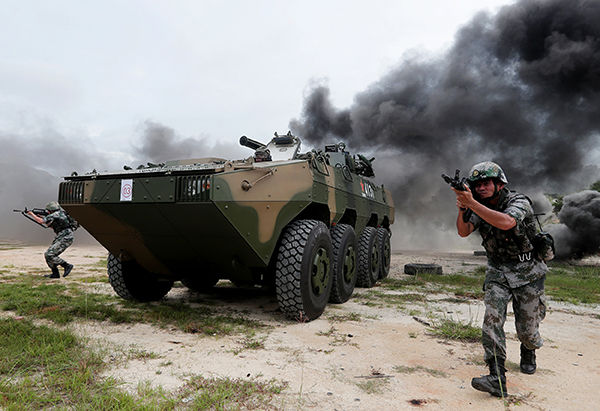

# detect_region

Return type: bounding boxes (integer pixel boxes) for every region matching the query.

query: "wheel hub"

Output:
[371,244,380,276]
[383,240,390,270]
[343,246,356,283]
[311,247,330,296]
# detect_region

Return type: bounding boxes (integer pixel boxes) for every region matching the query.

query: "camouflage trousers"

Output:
[44,232,74,268]
[482,276,546,363]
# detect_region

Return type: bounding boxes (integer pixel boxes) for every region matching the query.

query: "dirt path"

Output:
[1,244,599,410]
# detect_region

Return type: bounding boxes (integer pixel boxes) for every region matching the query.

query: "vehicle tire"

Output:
[356,226,380,288]
[329,224,357,304]
[403,263,443,275]
[181,274,219,292]
[275,219,333,321]
[107,254,173,301]
[377,227,391,280]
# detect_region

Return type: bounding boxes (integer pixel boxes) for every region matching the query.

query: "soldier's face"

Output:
[474,178,496,198]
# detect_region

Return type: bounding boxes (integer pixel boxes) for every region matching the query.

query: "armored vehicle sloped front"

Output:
[59,132,394,321]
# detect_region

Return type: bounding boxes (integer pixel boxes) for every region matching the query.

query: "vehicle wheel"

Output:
[377,227,391,280]
[107,254,173,301]
[181,274,219,292]
[275,219,333,321]
[329,224,357,304]
[356,226,380,288]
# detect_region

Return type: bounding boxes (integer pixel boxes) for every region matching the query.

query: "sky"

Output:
[1,0,515,170]
[8,0,598,255]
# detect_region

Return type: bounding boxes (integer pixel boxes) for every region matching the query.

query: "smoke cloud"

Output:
[1,121,244,244]
[0,127,116,244]
[132,121,246,164]
[548,190,600,258]
[290,0,600,254]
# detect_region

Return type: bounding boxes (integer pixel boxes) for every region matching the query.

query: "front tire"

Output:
[329,224,357,303]
[107,254,173,301]
[275,220,333,321]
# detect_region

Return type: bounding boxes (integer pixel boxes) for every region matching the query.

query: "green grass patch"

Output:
[0,317,286,409]
[74,275,109,283]
[0,278,269,336]
[0,280,127,324]
[326,312,362,322]
[355,377,390,394]
[0,241,23,250]
[381,271,484,300]
[353,290,427,308]
[232,333,267,355]
[0,317,134,409]
[428,318,481,342]
[546,263,600,304]
[393,364,448,378]
[182,375,287,409]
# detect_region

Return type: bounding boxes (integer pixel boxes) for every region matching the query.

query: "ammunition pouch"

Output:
[533,231,555,262]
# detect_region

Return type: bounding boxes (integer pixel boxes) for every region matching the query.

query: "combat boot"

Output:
[471,359,508,397]
[520,344,537,374]
[45,266,60,279]
[61,262,74,277]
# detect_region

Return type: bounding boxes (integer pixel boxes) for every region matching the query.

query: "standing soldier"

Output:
[27,202,75,279]
[450,162,547,397]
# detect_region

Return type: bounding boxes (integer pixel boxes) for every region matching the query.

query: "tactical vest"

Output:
[475,188,538,264]
[48,210,73,234]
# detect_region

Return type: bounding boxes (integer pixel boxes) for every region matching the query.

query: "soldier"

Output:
[27,201,74,279]
[450,162,547,397]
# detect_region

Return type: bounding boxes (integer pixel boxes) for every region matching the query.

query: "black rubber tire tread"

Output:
[329,224,357,304]
[356,226,380,288]
[403,263,443,275]
[181,274,219,292]
[275,219,333,321]
[107,254,173,302]
[377,227,391,280]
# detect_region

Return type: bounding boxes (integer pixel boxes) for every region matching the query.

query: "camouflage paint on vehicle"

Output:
[58,133,394,318]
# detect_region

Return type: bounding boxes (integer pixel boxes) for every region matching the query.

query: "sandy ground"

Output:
[1,243,599,410]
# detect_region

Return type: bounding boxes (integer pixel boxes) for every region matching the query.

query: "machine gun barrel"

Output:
[239,135,266,151]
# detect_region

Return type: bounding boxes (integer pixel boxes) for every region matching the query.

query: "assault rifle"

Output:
[13,207,49,229]
[441,169,472,222]
[441,169,468,191]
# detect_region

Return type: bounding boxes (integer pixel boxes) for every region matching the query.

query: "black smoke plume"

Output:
[290,0,600,254]
[548,190,600,258]
[133,121,245,164]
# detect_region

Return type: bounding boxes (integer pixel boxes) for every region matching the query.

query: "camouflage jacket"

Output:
[44,209,73,235]
[470,188,547,288]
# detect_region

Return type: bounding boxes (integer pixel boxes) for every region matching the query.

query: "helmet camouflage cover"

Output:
[45,201,61,212]
[467,161,508,184]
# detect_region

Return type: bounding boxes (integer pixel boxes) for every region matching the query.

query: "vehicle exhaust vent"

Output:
[59,181,85,204]
[176,175,211,202]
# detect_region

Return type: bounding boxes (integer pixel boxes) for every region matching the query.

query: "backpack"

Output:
[522,195,555,262]
[66,214,80,231]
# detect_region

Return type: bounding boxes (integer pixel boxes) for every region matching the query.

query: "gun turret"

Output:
[239,135,266,151]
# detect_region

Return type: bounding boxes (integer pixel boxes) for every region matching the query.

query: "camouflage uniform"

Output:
[470,187,547,363]
[43,209,74,269]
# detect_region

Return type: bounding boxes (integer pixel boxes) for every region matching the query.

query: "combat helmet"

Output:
[467,161,508,185]
[45,201,61,212]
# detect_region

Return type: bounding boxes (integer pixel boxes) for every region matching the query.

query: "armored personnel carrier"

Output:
[58,132,394,321]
